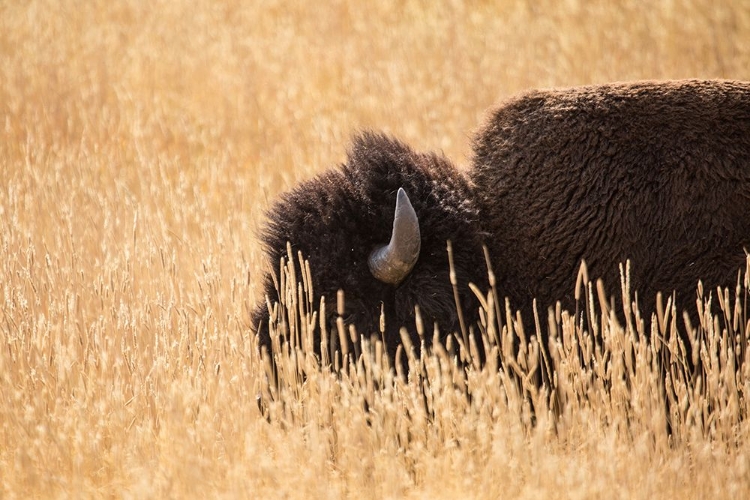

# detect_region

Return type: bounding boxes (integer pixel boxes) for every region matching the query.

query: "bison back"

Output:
[472,79,750,321]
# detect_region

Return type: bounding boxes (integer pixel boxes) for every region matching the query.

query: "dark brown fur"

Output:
[253,133,486,362]
[254,80,750,366]
[473,79,750,322]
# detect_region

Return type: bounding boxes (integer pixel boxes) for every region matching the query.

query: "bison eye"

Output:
[327,308,355,325]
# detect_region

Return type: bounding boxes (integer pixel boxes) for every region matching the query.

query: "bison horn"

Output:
[368,188,421,285]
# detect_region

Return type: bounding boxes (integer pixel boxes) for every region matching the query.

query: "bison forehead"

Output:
[264,133,480,257]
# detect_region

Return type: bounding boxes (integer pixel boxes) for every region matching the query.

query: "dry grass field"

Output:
[3,0,750,497]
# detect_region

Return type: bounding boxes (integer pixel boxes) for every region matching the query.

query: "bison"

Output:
[253,79,750,368]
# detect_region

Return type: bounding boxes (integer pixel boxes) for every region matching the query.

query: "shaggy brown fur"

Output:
[254,80,750,366]
[253,133,486,363]
[473,79,750,323]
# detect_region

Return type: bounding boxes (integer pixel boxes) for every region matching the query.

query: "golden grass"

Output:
[2,0,750,497]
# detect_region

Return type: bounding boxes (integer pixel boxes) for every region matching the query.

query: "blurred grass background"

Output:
[1,0,750,497]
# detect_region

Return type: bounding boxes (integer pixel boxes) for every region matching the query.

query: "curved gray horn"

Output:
[369,188,421,285]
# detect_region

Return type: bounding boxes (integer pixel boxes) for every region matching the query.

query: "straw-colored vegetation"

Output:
[2,0,750,497]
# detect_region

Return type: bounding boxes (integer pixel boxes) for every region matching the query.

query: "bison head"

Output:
[252,132,486,365]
